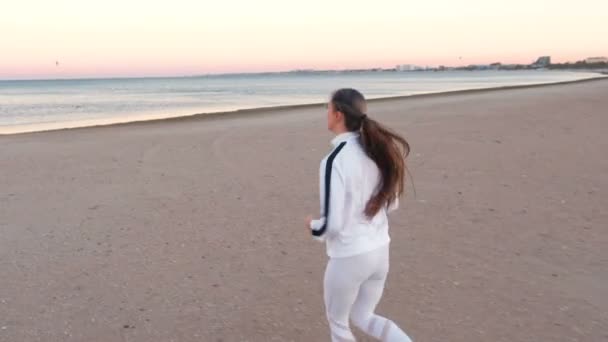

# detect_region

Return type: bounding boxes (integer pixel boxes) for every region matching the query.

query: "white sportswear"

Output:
[310,131,398,258]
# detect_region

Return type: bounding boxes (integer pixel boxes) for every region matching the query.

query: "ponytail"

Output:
[360,116,410,217]
[331,88,411,218]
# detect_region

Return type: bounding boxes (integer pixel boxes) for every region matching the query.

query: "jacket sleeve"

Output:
[310,160,346,242]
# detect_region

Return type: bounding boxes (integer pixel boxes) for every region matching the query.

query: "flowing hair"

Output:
[331,88,411,217]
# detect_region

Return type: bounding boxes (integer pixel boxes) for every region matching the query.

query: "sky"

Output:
[1,0,607,79]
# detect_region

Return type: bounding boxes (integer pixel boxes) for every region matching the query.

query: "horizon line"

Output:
[2,58,605,82]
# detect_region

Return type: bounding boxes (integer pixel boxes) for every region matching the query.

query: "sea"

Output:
[0,70,600,134]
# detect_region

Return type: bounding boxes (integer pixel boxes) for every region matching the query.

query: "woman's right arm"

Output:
[310,160,346,241]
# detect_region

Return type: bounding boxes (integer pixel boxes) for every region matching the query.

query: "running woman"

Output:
[306,88,413,342]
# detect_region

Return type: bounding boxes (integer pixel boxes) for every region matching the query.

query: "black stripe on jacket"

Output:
[312,141,347,237]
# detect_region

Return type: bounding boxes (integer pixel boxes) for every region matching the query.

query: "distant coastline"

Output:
[2,57,607,82]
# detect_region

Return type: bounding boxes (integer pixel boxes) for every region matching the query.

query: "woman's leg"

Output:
[324,254,373,342]
[350,246,413,342]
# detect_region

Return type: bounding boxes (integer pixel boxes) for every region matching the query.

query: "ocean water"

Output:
[0,70,600,134]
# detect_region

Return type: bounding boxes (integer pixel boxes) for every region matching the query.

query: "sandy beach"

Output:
[1,78,607,341]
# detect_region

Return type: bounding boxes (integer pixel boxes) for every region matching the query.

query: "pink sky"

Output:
[1,0,607,79]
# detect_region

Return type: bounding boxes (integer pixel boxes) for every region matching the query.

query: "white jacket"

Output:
[310,132,398,258]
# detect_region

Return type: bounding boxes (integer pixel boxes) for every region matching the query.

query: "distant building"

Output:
[585,57,608,63]
[532,56,551,67]
[396,64,416,71]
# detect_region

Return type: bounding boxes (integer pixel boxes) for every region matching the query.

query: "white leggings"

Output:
[323,245,412,342]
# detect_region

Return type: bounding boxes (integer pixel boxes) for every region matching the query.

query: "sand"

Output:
[1,78,607,342]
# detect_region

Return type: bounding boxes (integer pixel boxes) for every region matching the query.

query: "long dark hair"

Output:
[331,88,410,218]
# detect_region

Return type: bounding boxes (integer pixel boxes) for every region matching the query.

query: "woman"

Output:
[306,88,413,342]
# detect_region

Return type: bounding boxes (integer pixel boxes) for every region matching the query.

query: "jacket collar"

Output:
[331,131,359,147]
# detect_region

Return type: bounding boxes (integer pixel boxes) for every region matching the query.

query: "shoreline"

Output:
[2,74,607,136]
